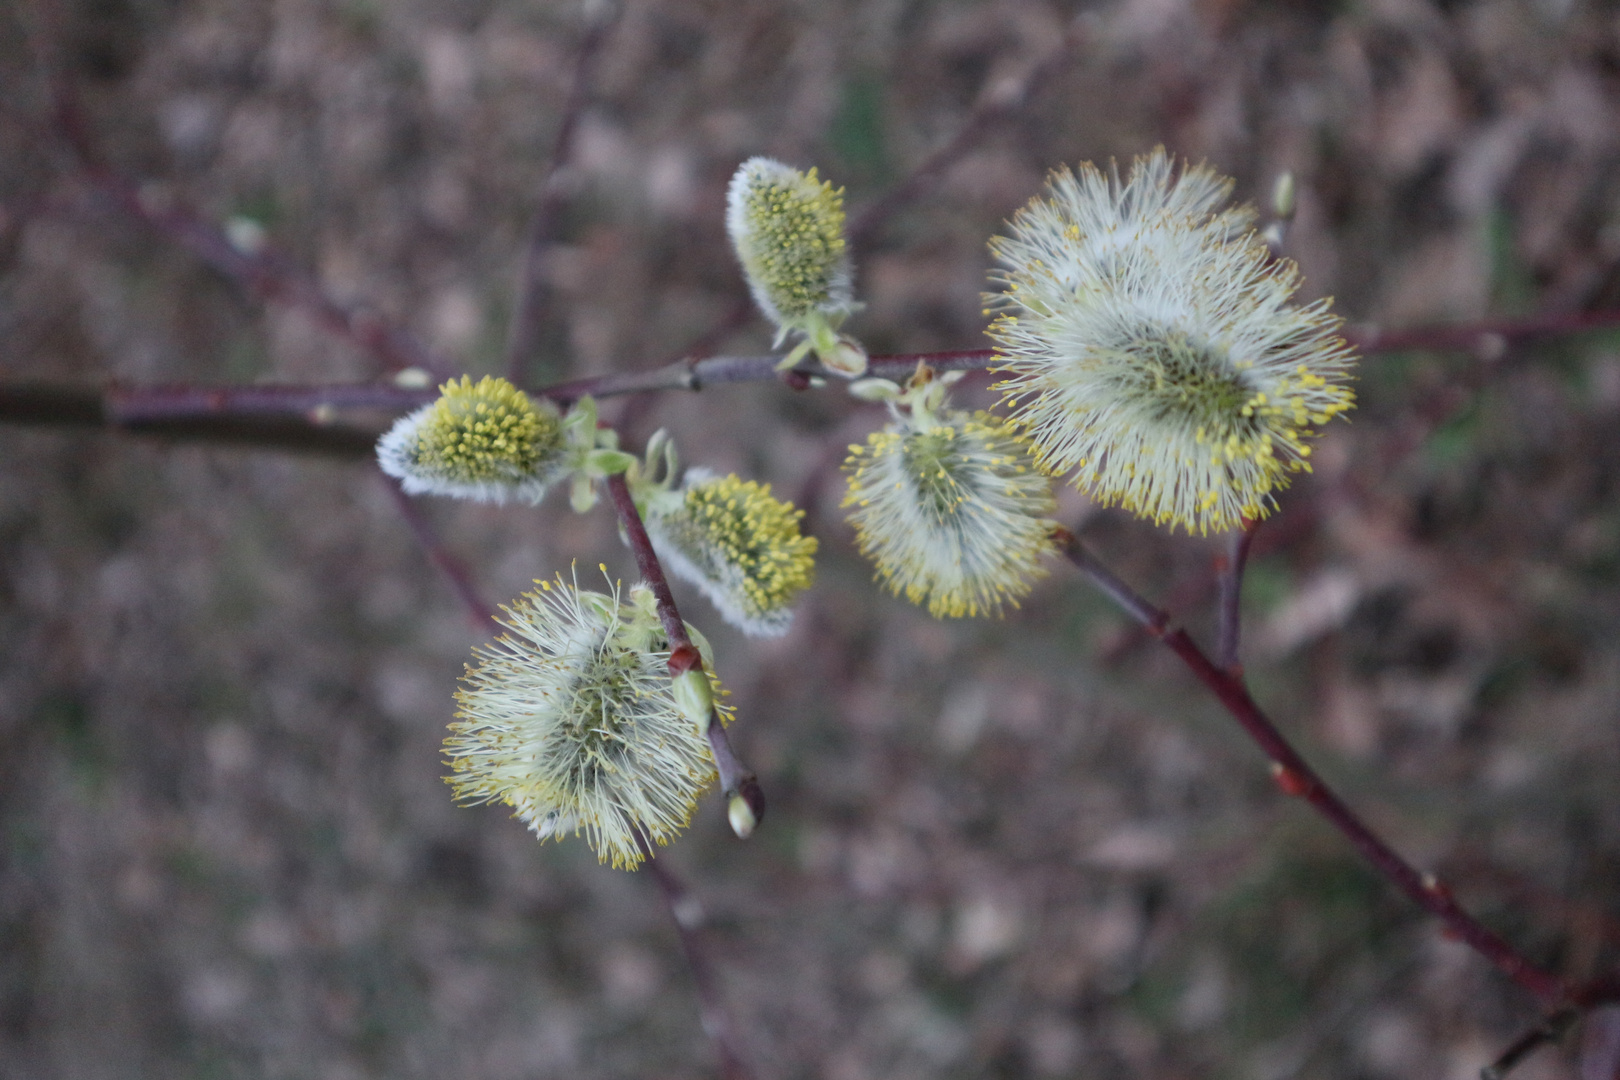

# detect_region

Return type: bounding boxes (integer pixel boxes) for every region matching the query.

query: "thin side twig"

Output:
[845,16,1088,250]
[1215,517,1258,674]
[1053,526,1568,1006]
[382,476,497,627]
[1346,306,1620,356]
[1481,1007,1579,1080]
[643,856,754,1080]
[18,13,454,382]
[504,2,621,385]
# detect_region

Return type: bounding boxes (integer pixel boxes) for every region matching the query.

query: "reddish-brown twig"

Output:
[1481,1006,1580,1080]
[1215,518,1259,674]
[382,476,497,628]
[80,348,993,422]
[505,3,621,385]
[604,473,764,822]
[0,381,380,456]
[642,856,754,1080]
[79,174,455,379]
[18,8,455,383]
[1054,526,1568,1006]
[1347,307,1620,356]
[845,17,1089,251]
[102,382,436,423]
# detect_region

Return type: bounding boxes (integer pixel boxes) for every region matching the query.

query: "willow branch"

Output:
[20,294,1620,447]
[1346,306,1620,355]
[846,17,1088,250]
[29,348,994,431]
[1215,518,1258,674]
[505,1,621,384]
[85,175,454,378]
[16,24,454,382]
[0,382,380,456]
[102,382,436,423]
[1054,526,1567,1006]
[1481,1007,1579,1080]
[604,473,764,822]
[382,476,497,627]
[643,857,754,1080]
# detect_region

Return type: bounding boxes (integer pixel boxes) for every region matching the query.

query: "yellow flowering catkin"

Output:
[987,149,1356,534]
[647,473,818,638]
[843,411,1056,619]
[377,375,568,504]
[446,575,732,870]
[727,158,853,326]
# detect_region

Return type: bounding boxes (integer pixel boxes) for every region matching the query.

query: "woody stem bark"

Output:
[1055,526,1566,1006]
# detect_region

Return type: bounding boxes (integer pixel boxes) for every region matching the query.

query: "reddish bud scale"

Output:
[1421,874,1456,905]
[1270,761,1311,798]
[667,643,702,676]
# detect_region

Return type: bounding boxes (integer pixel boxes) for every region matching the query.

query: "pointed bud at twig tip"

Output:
[1271,170,1296,221]
[1270,761,1309,797]
[1421,873,1455,904]
[729,777,765,839]
[727,793,757,839]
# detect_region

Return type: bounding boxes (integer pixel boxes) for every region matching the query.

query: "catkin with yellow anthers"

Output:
[987,148,1356,535]
[726,158,855,330]
[446,576,733,871]
[842,411,1056,619]
[646,472,818,638]
[377,375,569,505]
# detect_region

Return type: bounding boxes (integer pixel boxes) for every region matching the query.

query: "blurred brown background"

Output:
[4,0,1620,1077]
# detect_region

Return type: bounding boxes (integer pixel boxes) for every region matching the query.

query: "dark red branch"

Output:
[1215,518,1258,674]
[1482,1006,1580,1080]
[1054,528,1568,1006]
[643,857,754,1080]
[79,173,455,379]
[1346,307,1620,355]
[382,476,497,628]
[104,382,436,423]
[604,473,763,822]
[846,19,1088,250]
